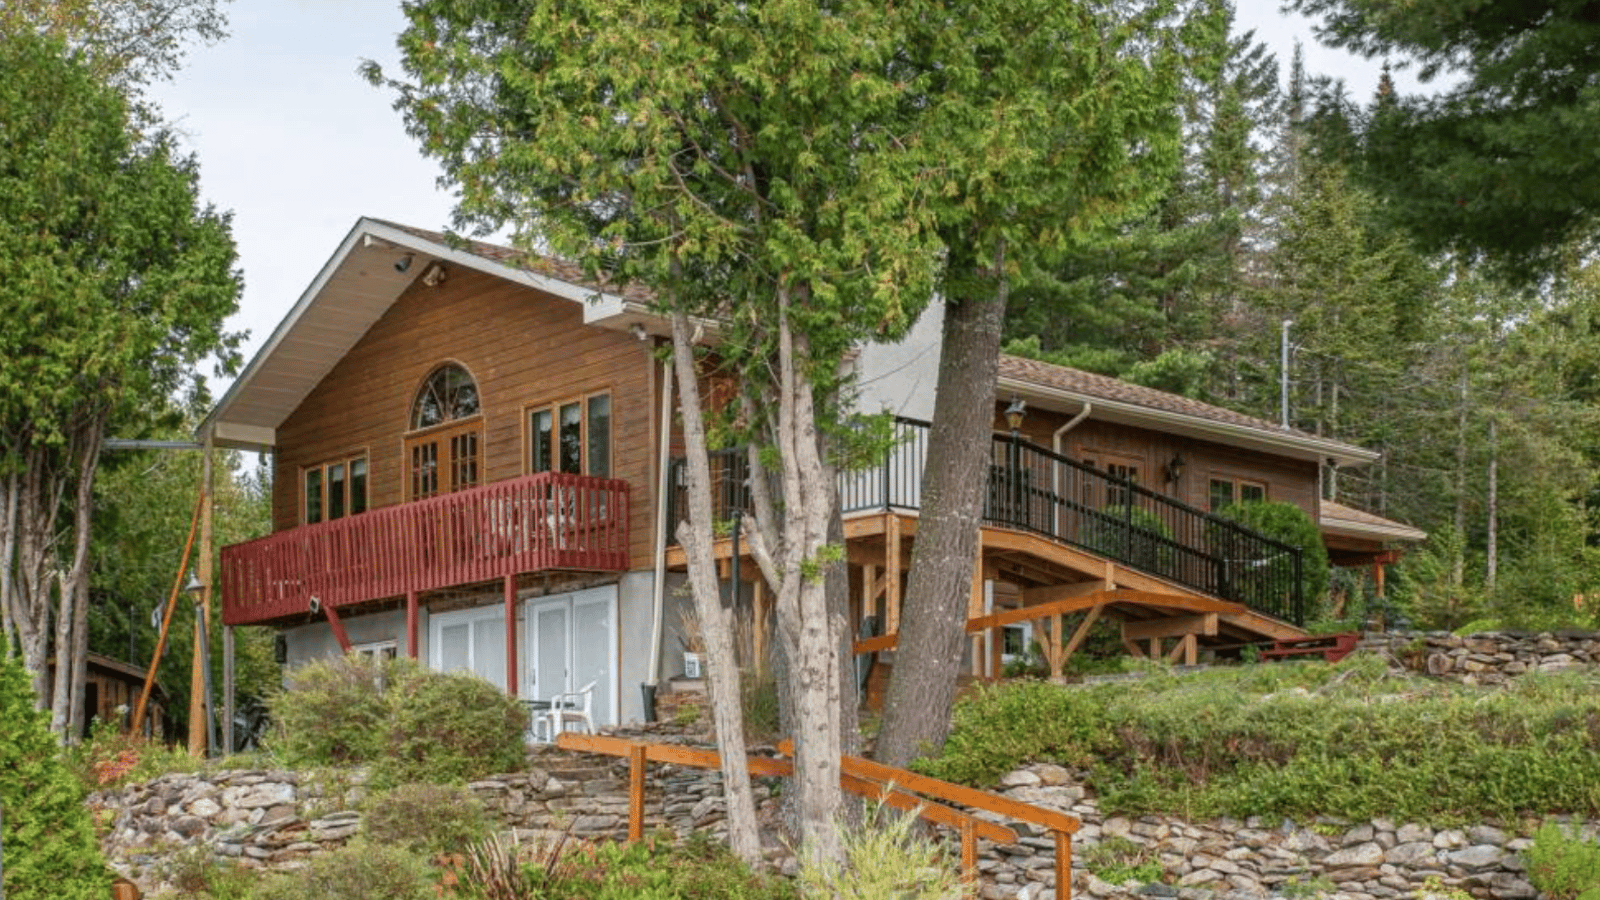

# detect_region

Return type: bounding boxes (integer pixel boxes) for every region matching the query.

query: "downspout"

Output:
[1052,403,1092,536]
[646,350,675,716]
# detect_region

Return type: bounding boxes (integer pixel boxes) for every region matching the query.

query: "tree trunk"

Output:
[668,310,761,864]
[1452,364,1468,586]
[876,256,1008,769]
[1484,415,1498,592]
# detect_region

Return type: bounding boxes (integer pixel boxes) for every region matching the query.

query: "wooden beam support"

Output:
[504,575,518,697]
[405,591,419,659]
[1122,613,1219,642]
[885,513,902,635]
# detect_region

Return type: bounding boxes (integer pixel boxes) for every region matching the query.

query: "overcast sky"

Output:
[147,0,1419,398]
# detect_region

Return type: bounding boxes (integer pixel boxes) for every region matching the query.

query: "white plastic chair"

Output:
[533,680,597,742]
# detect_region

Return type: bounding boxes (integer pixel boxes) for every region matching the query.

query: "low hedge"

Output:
[915,657,1600,824]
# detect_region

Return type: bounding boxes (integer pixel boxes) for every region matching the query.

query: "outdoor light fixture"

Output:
[629,322,650,341]
[1165,453,1186,484]
[1004,397,1027,433]
[394,253,413,273]
[183,570,203,599]
[421,261,447,287]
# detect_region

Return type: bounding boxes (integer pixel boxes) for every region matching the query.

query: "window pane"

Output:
[559,401,582,474]
[530,409,552,473]
[305,468,324,523]
[328,463,346,520]
[349,459,368,514]
[1208,479,1233,513]
[1240,483,1265,503]
[587,394,611,477]
[440,623,470,673]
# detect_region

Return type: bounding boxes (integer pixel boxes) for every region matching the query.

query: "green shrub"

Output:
[1214,500,1330,614]
[1526,823,1600,900]
[520,833,794,900]
[153,844,256,900]
[363,782,492,855]
[920,663,1600,823]
[0,651,107,900]
[1083,836,1163,886]
[67,718,204,791]
[265,655,528,786]
[376,664,527,786]
[248,841,435,900]
[1082,504,1175,573]
[742,670,781,742]
[798,803,965,900]
[266,654,389,766]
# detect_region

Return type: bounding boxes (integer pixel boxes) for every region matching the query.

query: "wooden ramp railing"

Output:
[554,733,1078,898]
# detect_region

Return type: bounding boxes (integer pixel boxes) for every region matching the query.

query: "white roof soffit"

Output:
[998,376,1380,468]
[198,218,629,451]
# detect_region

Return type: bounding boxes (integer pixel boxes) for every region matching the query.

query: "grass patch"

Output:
[915,657,1600,823]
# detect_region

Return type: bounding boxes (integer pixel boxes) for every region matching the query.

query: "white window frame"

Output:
[428,605,512,691]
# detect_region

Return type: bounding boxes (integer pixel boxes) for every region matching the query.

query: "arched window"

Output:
[411,363,480,430]
[406,364,483,499]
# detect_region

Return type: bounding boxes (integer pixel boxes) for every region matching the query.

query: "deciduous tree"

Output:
[0,32,240,735]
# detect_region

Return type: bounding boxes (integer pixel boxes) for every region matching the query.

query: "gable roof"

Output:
[1320,500,1427,543]
[997,355,1379,468]
[198,217,658,451]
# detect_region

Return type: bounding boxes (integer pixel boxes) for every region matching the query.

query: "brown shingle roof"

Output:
[998,354,1369,454]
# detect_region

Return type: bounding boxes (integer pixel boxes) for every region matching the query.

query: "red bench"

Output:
[1260,632,1360,663]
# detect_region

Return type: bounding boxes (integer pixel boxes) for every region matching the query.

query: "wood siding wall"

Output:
[273,267,658,569]
[1000,407,1321,520]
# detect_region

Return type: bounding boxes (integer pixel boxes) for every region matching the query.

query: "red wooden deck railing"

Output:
[221,472,630,625]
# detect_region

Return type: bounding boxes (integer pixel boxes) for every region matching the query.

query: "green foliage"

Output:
[152,844,254,900]
[920,661,1600,823]
[1082,505,1176,574]
[1526,824,1600,900]
[266,655,389,766]
[1083,836,1164,886]
[266,656,527,786]
[362,783,492,856]
[66,717,204,791]
[529,834,796,900]
[741,670,781,743]
[1214,500,1330,608]
[248,841,435,900]
[378,663,528,786]
[1290,0,1600,274]
[798,805,965,900]
[0,650,107,900]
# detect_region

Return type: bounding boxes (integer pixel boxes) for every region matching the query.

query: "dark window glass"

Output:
[1240,483,1265,503]
[587,394,611,477]
[411,364,480,430]
[1208,478,1233,513]
[305,469,324,524]
[559,401,582,474]
[328,462,346,520]
[350,459,368,514]
[530,409,553,473]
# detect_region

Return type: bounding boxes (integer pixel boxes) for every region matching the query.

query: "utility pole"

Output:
[1280,319,1293,430]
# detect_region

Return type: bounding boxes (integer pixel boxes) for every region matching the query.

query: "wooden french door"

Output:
[405,417,483,500]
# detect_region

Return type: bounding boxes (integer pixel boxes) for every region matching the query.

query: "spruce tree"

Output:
[0,649,106,900]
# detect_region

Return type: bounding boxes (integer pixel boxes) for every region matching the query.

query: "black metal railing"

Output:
[667,417,1305,625]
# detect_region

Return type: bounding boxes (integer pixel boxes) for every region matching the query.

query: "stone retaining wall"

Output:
[91,750,1582,900]
[1359,629,1600,685]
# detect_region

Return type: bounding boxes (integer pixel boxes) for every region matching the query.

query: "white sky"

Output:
[147,0,1420,398]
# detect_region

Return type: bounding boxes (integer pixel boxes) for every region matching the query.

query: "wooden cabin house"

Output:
[204,218,1424,726]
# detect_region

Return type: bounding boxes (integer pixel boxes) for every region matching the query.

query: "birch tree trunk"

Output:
[1484,415,1498,592]
[667,310,761,864]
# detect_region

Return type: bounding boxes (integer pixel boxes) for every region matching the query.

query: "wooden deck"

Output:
[670,509,1307,675]
[222,471,630,626]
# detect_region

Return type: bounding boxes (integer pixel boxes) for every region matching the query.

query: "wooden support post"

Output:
[969,549,985,676]
[1055,830,1073,900]
[628,742,647,841]
[1148,637,1160,660]
[405,591,419,659]
[324,603,352,654]
[1164,633,1196,664]
[885,514,901,634]
[862,564,878,618]
[189,435,216,757]
[504,575,518,696]
[960,818,978,894]
[753,579,769,677]
[1123,638,1146,659]
[1061,606,1104,662]
[223,625,234,755]
[1373,561,1388,599]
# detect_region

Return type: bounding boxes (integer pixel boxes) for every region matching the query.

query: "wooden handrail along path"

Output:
[554,733,1079,897]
